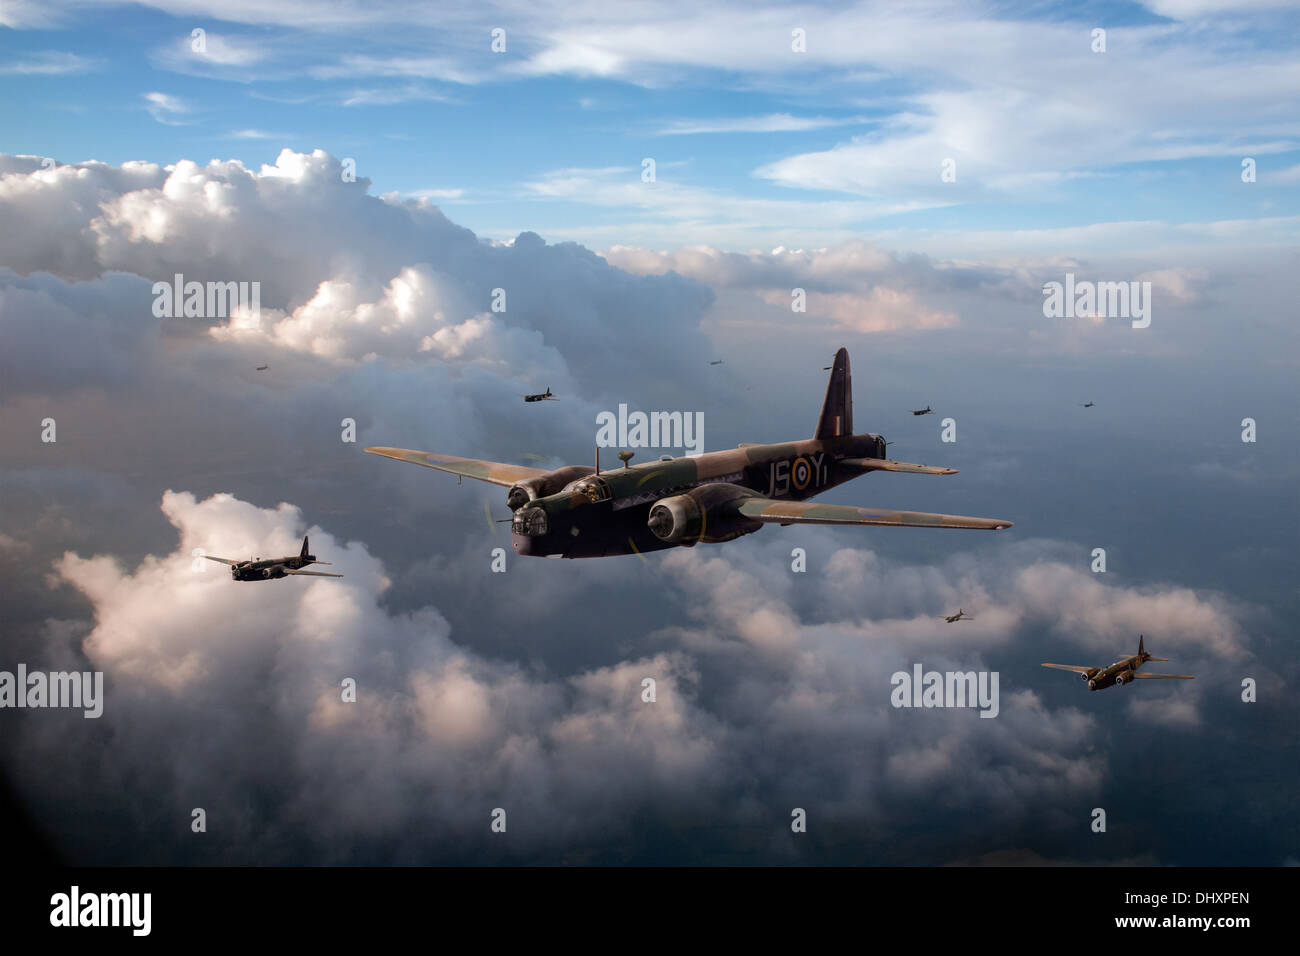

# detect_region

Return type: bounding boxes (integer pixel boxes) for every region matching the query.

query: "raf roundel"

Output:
[791,456,813,490]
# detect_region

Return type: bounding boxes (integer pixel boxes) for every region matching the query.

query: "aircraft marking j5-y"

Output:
[1042,635,1194,691]
[203,535,343,581]
[366,348,1013,558]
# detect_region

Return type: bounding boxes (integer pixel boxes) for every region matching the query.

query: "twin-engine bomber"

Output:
[365,348,1013,558]
[204,535,343,581]
[1042,635,1195,691]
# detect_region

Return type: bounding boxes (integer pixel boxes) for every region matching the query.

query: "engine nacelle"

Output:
[647,483,762,546]
[507,466,595,511]
[1114,670,1134,686]
[1079,667,1100,682]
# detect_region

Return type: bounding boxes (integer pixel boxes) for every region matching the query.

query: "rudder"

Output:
[815,347,853,439]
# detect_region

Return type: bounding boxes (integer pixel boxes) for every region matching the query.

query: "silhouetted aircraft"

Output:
[519,388,559,402]
[911,406,934,416]
[710,359,724,365]
[203,535,342,581]
[1042,635,1194,691]
[1080,401,1095,408]
[256,364,268,371]
[366,348,1012,558]
[943,608,972,623]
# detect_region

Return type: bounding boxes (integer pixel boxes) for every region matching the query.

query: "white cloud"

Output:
[0,51,101,74]
[144,91,191,125]
[341,84,455,106]
[313,55,478,84]
[655,114,872,135]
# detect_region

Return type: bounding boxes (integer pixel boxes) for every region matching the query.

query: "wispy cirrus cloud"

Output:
[227,129,291,140]
[312,55,478,84]
[143,91,191,125]
[654,113,872,135]
[0,51,102,75]
[342,83,456,106]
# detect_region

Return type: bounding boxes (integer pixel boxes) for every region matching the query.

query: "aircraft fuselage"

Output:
[229,554,318,581]
[511,433,888,558]
[1084,655,1144,691]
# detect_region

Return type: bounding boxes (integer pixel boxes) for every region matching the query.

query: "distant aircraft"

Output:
[911,406,934,416]
[943,608,972,623]
[1042,635,1194,692]
[710,359,724,366]
[366,347,1013,559]
[256,364,269,371]
[1080,401,1095,408]
[519,387,559,403]
[203,535,342,581]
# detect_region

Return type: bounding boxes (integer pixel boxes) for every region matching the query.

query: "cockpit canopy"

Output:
[564,475,611,503]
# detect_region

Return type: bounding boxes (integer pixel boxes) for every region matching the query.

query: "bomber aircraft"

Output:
[366,348,1013,558]
[203,535,343,581]
[943,608,973,623]
[911,405,934,416]
[1042,636,1194,691]
[519,388,559,403]
[1080,401,1095,408]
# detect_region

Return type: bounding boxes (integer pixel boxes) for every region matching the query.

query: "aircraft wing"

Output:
[203,555,239,566]
[365,447,550,488]
[285,569,344,578]
[838,457,957,476]
[734,498,1012,530]
[1041,663,1095,674]
[1132,672,1195,680]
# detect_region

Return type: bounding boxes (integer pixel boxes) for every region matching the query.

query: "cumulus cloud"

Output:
[3,481,1259,864]
[604,241,1004,335]
[0,139,1292,865]
[34,490,728,862]
[0,149,718,401]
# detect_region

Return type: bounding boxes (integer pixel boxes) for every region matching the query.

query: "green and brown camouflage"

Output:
[366,347,1013,558]
[1042,635,1195,691]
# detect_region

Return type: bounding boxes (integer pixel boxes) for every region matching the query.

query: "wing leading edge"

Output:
[735,498,1012,530]
[364,446,550,488]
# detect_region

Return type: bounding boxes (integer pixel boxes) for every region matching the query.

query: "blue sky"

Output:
[3,0,1297,250]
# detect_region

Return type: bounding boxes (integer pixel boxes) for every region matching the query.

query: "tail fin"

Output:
[1138,634,1145,657]
[815,347,853,439]
[301,535,310,558]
